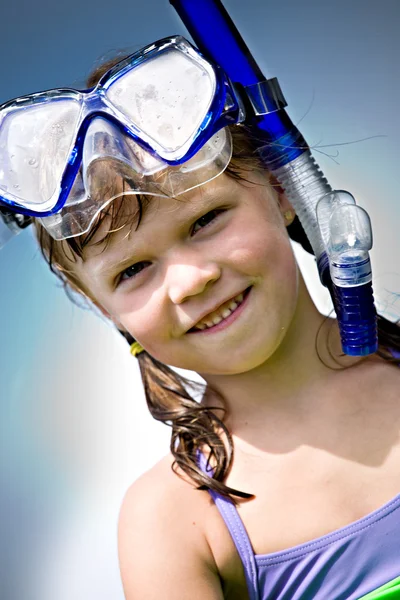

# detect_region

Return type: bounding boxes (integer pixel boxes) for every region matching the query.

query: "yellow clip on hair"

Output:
[130,341,145,357]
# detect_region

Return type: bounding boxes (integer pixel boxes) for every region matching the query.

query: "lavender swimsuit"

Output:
[197,349,400,599]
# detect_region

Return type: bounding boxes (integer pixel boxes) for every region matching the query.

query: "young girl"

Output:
[2,35,400,600]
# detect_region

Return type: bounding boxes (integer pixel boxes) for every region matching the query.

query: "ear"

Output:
[269,173,296,225]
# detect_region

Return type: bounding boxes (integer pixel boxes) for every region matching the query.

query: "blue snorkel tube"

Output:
[170,0,378,357]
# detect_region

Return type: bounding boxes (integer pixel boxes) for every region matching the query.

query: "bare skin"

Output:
[70,170,400,596]
[134,351,400,598]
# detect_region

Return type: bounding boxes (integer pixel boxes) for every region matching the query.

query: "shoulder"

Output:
[119,452,212,526]
[118,453,225,599]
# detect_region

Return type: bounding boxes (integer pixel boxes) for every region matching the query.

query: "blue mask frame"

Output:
[0,35,242,219]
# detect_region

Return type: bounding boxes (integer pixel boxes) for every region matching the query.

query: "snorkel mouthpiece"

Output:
[317,191,377,355]
[317,191,373,289]
[170,0,378,356]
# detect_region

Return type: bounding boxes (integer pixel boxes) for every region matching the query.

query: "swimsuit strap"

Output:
[196,449,260,600]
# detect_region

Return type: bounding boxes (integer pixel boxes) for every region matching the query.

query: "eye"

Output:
[119,261,151,283]
[191,209,225,235]
[117,208,225,285]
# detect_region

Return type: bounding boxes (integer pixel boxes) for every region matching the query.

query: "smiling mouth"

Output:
[188,286,252,333]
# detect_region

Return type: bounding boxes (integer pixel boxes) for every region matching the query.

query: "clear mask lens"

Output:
[0,98,81,212]
[105,47,216,160]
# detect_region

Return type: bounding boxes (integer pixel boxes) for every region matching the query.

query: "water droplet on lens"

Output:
[13,184,20,189]
[28,157,38,168]
[51,122,64,136]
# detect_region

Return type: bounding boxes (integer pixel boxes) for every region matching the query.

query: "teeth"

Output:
[212,316,223,325]
[194,290,247,330]
[235,293,244,304]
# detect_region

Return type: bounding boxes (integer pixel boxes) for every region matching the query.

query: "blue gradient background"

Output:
[0,1,399,598]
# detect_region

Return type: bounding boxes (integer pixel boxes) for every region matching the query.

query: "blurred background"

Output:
[1,0,399,598]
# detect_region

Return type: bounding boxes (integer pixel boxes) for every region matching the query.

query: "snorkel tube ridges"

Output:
[170,0,378,356]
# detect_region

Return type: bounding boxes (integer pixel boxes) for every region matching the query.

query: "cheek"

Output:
[116,292,173,359]
[230,211,299,320]
[221,208,292,276]
[118,297,161,337]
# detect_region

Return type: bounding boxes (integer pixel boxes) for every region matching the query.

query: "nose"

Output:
[166,254,221,305]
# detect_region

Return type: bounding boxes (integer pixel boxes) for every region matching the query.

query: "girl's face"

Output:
[74,170,299,374]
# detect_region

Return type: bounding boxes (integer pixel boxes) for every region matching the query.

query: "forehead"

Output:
[80,173,240,255]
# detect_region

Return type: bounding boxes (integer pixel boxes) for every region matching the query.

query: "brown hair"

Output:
[33,55,400,504]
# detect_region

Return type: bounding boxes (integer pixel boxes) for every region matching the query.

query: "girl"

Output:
[2,35,400,600]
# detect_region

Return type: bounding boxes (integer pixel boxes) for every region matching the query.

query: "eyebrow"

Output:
[88,189,226,278]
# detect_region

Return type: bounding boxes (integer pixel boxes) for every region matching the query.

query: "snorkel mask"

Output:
[0,1,378,357]
[0,37,235,240]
